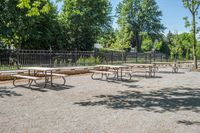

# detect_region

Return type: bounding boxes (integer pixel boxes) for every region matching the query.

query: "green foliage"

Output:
[115,0,165,51]
[97,27,116,48]
[77,56,100,66]
[98,48,125,52]
[59,0,112,51]
[0,0,61,50]
[167,32,193,60]
[0,0,112,51]
[182,0,200,68]
[141,32,170,56]
[17,0,51,16]
[111,25,133,50]
[141,33,153,51]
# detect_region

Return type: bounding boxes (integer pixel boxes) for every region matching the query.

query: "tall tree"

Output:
[97,26,116,48]
[0,0,60,50]
[168,32,193,60]
[116,0,165,52]
[59,0,112,51]
[17,0,50,16]
[182,0,200,69]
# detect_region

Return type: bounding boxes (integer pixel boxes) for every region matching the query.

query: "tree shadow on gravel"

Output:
[13,83,75,92]
[75,87,200,113]
[177,120,200,126]
[0,87,22,98]
[157,71,185,74]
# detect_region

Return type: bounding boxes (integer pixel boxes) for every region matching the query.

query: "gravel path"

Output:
[1,68,200,133]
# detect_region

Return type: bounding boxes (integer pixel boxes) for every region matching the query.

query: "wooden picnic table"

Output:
[21,67,61,87]
[152,62,176,65]
[124,63,156,77]
[124,63,154,67]
[95,65,128,80]
[176,61,194,68]
[152,62,178,73]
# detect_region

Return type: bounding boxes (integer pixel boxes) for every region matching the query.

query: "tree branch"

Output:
[194,4,200,12]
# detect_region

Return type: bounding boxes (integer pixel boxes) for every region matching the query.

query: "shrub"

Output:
[77,56,100,66]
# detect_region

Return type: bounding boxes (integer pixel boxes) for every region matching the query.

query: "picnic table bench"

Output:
[12,74,41,87]
[12,67,67,88]
[124,63,156,77]
[176,61,194,69]
[95,65,131,80]
[152,62,178,73]
[90,70,116,80]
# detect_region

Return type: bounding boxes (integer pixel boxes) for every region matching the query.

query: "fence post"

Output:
[166,54,168,62]
[49,48,53,67]
[76,49,78,66]
[124,52,127,63]
[94,49,97,65]
[111,52,113,64]
[16,49,20,69]
[136,52,138,63]
[150,53,152,64]
[144,53,147,64]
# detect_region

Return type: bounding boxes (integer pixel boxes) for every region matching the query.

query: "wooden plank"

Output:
[46,73,67,77]
[12,74,40,80]
[90,70,115,74]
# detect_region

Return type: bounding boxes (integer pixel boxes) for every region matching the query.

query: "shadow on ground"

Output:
[157,71,185,74]
[75,87,200,113]
[130,75,163,78]
[177,120,200,126]
[12,84,75,92]
[0,87,22,98]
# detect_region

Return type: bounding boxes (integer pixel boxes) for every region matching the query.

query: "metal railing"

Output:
[0,49,169,70]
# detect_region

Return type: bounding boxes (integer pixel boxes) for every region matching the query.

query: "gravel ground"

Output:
[1,68,200,133]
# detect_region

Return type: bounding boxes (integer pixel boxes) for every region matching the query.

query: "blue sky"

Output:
[53,0,195,34]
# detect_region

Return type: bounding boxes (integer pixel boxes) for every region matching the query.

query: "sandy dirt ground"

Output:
[1,68,200,133]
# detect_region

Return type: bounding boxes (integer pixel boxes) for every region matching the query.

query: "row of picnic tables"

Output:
[9,61,193,87]
[92,63,156,81]
[91,61,194,81]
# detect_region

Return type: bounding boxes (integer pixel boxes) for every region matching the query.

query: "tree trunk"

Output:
[192,12,198,69]
[135,31,141,52]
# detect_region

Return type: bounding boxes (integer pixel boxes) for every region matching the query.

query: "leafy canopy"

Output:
[114,0,165,51]
[17,0,51,16]
[59,0,112,50]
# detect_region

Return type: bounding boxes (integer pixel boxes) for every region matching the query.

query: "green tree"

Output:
[141,33,153,51]
[0,0,61,50]
[97,26,116,48]
[182,0,200,69]
[116,0,165,52]
[111,24,133,50]
[168,32,193,60]
[59,0,112,51]
[17,0,50,16]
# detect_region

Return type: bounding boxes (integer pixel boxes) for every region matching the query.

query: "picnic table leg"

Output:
[116,69,119,80]
[120,68,123,80]
[50,70,53,87]
[28,70,31,85]
[27,70,34,87]
[44,71,47,88]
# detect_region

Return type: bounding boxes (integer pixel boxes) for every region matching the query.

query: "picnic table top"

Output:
[95,65,128,68]
[124,63,154,67]
[152,62,175,64]
[59,66,95,70]
[0,70,27,75]
[21,67,60,71]
[177,61,193,63]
